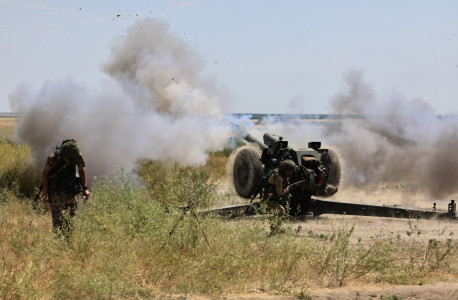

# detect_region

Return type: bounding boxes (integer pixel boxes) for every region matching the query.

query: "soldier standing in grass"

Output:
[261,159,296,235]
[42,139,90,233]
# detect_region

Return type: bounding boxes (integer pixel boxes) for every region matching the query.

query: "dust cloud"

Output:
[243,70,458,201]
[325,70,458,200]
[302,70,458,200]
[10,19,232,180]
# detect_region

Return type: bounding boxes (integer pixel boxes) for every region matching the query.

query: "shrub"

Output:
[0,141,41,199]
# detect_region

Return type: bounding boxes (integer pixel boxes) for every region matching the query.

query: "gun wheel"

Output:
[233,147,263,198]
[327,149,341,188]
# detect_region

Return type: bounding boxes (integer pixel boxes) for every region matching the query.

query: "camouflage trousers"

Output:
[48,191,78,233]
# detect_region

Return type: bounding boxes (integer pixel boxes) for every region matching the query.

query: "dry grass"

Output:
[0,141,41,198]
[1,185,456,299]
[0,136,457,298]
[0,117,17,141]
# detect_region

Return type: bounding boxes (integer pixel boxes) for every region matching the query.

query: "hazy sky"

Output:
[1,0,458,114]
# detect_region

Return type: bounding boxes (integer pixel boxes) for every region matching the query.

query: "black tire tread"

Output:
[233,147,263,198]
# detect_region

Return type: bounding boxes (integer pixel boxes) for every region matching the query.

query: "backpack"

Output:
[49,139,82,196]
[55,139,80,161]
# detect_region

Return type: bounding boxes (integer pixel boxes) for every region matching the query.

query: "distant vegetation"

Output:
[0,118,457,298]
[0,116,17,141]
[0,140,41,199]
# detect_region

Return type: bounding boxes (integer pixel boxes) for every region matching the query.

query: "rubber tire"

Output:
[233,147,263,198]
[326,149,341,189]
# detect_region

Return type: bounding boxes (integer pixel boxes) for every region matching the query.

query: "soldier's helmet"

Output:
[60,139,80,161]
[279,159,296,171]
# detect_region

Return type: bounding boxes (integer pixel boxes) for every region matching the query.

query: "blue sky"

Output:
[1,0,458,114]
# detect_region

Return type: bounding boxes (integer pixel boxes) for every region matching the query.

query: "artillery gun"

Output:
[233,133,341,216]
[212,133,457,220]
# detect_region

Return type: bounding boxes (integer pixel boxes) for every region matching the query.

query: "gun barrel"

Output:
[262,133,285,147]
[244,134,267,150]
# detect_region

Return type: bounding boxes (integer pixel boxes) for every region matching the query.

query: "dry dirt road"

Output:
[218,282,458,299]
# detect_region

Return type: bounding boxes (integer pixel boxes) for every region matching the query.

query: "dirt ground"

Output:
[217,282,458,299]
[213,182,458,300]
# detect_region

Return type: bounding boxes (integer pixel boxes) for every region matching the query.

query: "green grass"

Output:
[0,142,457,298]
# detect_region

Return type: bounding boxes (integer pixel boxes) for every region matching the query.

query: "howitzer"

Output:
[234,133,340,215]
[222,133,457,220]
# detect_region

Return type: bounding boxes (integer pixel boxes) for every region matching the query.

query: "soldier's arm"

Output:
[42,169,49,199]
[42,155,55,199]
[76,153,90,199]
[78,166,90,199]
[275,175,286,196]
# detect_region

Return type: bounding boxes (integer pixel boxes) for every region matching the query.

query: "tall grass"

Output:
[0,143,457,298]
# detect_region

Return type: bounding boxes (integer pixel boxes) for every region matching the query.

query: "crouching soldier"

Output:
[42,139,90,233]
[261,159,296,235]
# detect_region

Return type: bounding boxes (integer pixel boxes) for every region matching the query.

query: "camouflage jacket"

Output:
[44,152,85,196]
[262,171,289,203]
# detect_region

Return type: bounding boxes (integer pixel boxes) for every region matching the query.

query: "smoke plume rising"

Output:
[242,70,458,200]
[10,19,232,179]
[326,70,458,200]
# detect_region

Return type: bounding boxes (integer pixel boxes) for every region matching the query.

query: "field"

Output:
[0,115,17,141]
[1,117,457,299]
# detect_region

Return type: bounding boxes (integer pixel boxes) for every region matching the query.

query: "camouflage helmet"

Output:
[60,139,80,161]
[279,159,296,171]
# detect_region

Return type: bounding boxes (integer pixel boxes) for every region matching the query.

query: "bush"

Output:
[0,141,41,199]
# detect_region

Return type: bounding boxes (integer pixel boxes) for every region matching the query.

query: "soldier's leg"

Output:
[62,198,78,233]
[48,194,65,232]
[48,193,77,234]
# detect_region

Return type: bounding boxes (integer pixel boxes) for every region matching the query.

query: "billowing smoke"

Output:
[10,19,232,179]
[241,70,458,200]
[326,70,458,199]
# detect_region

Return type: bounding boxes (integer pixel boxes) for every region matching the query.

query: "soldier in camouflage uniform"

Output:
[261,159,296,235]
[42,139,90,232]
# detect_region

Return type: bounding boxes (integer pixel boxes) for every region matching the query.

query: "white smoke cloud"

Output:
[10,18,232,179]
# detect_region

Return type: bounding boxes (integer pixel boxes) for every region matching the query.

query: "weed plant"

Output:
[0,150,457,298]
